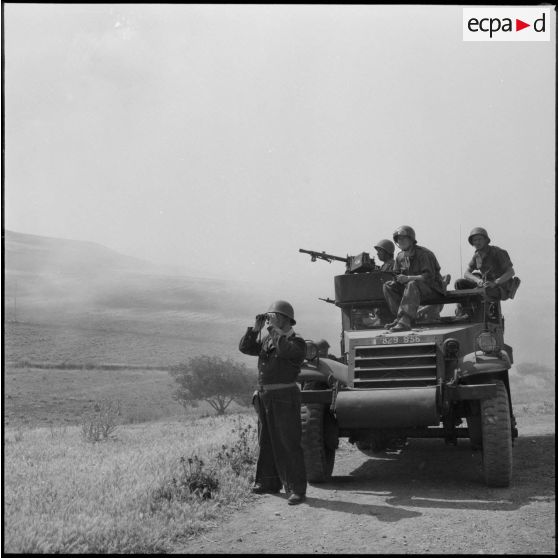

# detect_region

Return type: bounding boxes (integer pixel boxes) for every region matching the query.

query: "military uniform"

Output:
[383,245,445,324]
[379,258,395,272]
[374,239,396,273]
[239,326,307,496]
[455,245,514,300]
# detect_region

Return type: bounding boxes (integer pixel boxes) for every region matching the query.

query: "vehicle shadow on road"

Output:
[318,433,554,512]
[303,495,422,521]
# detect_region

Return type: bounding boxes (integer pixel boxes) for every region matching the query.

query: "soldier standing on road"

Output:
[239,300,308,505]
[374,239,396,272]
[382,226,445,331]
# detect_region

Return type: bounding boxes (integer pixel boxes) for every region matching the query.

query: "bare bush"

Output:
[80,399,121,442]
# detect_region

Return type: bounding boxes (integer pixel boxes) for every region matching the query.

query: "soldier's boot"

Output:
[390,315,412,332]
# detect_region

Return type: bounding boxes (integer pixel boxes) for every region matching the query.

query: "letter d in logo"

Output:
[534,13,546,32]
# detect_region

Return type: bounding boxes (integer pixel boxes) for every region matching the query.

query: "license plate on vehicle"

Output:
[380,335,421,345]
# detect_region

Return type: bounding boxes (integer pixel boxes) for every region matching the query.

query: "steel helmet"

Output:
[393,225,416,244]
[468,227,491,245]
[374,239,395,256]
[316,339,330,349]
[267,300,296,325]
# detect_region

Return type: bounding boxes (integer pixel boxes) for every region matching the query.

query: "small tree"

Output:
[170,355,256,415]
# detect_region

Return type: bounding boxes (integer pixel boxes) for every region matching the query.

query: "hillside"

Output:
[3,230,273,367]
[2,230,554,429]
[3,230,554,383]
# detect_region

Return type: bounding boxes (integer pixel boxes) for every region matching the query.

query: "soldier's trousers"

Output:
[253,386,307,495]
[383,280,440,322]
[455,278,502,299]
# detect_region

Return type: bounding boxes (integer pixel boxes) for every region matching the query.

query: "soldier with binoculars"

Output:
[239,300,307,505]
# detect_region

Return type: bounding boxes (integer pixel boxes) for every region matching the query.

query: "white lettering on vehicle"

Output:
[381,335,421,345]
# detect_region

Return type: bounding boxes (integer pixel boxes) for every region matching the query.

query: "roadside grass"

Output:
[3,414,258,553]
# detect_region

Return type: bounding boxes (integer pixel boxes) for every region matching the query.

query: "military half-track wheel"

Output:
[300,402,338,483]
[480,379,513,487]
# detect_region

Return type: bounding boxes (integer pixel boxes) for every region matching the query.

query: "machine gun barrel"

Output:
[299,248,348,264]
[318,297,336,304]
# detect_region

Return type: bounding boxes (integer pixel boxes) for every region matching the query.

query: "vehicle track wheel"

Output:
[480,380,513,487]
[300,403,337,483]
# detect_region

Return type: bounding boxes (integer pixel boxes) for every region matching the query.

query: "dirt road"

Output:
[177,414,555,554]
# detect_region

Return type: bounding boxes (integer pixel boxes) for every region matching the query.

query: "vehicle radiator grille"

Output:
[353,343,438,388]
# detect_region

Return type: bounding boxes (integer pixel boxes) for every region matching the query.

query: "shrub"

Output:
[150,454,220,511]
[215,418,257,476]
[170,355,256,415]
[150,417,258,512]
[80,399,121,443]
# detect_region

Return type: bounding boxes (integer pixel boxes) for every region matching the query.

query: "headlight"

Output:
[476,332,499,353]
[443,338,460,357]
[305,341,318,361]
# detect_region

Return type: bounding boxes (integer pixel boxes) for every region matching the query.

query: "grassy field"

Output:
[4,358,553,430]
[3,363,254,428]
[3,312,253,368]
[3,413,259,553]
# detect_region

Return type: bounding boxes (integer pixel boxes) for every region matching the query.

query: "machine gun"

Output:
[299,248,376,274]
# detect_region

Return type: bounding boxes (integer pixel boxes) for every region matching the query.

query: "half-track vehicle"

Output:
[297,248,518,487]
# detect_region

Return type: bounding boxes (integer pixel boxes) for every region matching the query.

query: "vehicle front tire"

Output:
[300,403,337,483]
[480,380,513,487]
[466,401,482,450]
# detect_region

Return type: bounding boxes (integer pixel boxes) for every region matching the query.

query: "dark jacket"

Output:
[379,258,395,272]
[239,327,306,386]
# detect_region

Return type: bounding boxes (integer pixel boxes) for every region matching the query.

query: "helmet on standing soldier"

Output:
[468,227,491,245]
[267,300,296,325]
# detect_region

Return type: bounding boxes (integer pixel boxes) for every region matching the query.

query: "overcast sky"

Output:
[4,5,555,308]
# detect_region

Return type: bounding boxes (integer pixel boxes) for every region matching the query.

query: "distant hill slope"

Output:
[2,230,270,367]
[4,230,156,276]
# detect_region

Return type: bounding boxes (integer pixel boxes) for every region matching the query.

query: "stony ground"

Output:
[175,413,555,555]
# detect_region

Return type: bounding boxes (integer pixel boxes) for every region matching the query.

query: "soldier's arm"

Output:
[239,328,263,356]
[493,267,515,286]
[463,257,481,285]
[487,259,515,287]
[270,330,306,360]
[494,249,515,283]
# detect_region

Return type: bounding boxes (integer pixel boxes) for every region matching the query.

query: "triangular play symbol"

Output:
[516,19,530,31]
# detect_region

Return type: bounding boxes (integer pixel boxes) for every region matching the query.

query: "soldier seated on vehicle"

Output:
[316,339,340,361]
[454,227,520,317]
[374,239,396,272]
[382,226,446,332]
